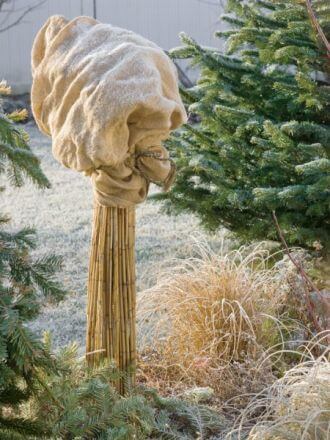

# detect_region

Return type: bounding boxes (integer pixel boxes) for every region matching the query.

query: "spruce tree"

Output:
[157,0,330,251]
[0,81,65,439]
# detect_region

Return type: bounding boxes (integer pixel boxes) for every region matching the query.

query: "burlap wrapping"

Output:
[31,15,187,207]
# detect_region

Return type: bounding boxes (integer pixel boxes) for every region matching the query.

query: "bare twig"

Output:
[272,211,320,293]
[0,0,10,25]
[305,0,330,58]
[0,0,9,11]
[271,210,329,341]
[164,50,194,88]
[0,0,46,33]
[173,61,194,88]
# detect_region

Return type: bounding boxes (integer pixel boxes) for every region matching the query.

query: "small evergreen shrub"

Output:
[156,0,330,251]
[29,339,225,439]
[0,81,66,439]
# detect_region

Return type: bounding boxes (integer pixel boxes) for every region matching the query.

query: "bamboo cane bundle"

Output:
[86,206,136,392]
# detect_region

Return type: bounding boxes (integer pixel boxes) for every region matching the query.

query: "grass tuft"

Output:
[231,346,330,440]
[137,241,292,402]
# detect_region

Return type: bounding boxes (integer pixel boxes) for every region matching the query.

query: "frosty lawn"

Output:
[2,122,223,351]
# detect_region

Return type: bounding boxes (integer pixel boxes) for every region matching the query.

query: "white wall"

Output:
[0,0,223,93]
[97,0,222,51]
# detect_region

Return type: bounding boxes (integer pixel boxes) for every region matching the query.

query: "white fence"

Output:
[0,0,224,93]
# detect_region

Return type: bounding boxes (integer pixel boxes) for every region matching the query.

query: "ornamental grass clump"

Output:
[137,242,288,400]
[242,354,330,440]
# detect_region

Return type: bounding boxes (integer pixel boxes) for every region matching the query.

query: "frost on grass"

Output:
[137,241,289,400]
[243,350,330,440]
[0,123,227,351]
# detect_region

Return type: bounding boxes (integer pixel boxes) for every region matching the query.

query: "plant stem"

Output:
[271,210,329,342]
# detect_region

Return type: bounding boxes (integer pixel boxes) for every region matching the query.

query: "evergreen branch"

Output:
[0,415,46,438]
[0,80,11,95]
[220,14,244,27]
[0,227,37,254]
[33,370,64,411]
[0,114,50,188]
[0,142,50,188]
[295,158,330,175]
[0,387,31,405]
[7,109,28,123]
[0,80,66,438]
[256,0,276,10]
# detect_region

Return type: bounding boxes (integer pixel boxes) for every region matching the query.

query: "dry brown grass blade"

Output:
[228,336,330,440]
[137,240,292,401]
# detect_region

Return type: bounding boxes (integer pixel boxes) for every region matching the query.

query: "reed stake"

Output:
[86,203,136,393]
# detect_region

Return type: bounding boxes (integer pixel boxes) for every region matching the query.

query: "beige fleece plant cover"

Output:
[31,15,187,207]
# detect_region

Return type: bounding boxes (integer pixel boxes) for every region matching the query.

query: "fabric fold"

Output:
[31,15,187,207]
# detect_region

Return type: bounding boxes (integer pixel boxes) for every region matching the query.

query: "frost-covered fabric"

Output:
[31,15,186,207]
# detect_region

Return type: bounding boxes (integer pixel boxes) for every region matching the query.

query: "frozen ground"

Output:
[2,123,227,352]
